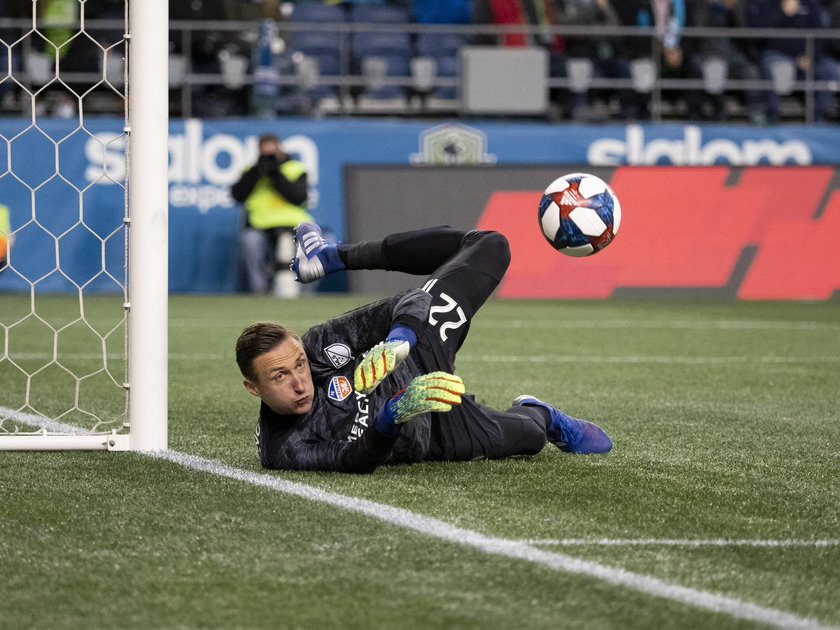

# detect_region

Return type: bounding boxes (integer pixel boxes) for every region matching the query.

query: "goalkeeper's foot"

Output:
[513,395,612,454]
[291,222,344,283]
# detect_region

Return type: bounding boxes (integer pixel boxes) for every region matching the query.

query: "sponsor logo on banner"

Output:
[83,119,320,213]
[327,376,353,402]
[324,343,352,368]
[587,125,812,166]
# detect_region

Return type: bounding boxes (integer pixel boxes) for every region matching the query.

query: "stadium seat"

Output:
[630,58,656,93]
[567,58,594,94]
[414,33,468,101]
[290,1,347,23]
[701,57,728,95]
[289,31,341,59]
[352,31,412,103]
[288,2,348,107]
[301,53,342,102]
[415,32,468,58]
[352,31,412,61]
[769,58,796,95]
[349,3,410,24]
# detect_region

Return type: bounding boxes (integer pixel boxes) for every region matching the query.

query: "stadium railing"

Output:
[1,18,838,122]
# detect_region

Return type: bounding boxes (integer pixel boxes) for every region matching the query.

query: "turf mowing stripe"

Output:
[459,355,840,364]
[523,539,840,548]
[497,320,838,330]
[3,407,837,630]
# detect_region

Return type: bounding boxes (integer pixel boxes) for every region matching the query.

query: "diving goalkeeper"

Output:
[235,223,612,473]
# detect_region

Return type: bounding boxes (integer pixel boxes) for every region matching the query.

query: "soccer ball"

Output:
[537,173,621,257]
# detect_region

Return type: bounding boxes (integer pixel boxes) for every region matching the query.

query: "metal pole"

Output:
[127,0,169,451]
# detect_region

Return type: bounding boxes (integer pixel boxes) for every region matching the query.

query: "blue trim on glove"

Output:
[386,324,417,348]
[374,393,404,437]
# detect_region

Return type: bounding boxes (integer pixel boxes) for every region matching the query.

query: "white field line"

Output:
[2,407,837,630]
[6,352,839,365]
[522,539,840,548]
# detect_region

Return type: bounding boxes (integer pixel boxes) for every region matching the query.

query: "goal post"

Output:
[126,0,169,451]
[0,0,168,451]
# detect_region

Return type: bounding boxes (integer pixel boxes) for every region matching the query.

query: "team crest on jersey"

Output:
[324,343,352,368]
[327,376,353,401]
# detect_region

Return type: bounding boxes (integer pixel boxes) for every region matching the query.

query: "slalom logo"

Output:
[587,125,812,166]
[327,376,353,402]
[324,343,352,369]
[83,119,319,213]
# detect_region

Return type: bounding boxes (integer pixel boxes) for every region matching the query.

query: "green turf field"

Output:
[1,295,839,630]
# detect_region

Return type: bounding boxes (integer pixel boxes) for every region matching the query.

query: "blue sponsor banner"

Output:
[1,117,839,293]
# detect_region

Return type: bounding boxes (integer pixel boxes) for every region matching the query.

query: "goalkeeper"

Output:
[235,223,612,473]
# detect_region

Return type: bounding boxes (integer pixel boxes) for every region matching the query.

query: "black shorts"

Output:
[408,230,547,461]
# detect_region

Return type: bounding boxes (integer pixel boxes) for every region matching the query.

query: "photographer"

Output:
[231,133,312,295]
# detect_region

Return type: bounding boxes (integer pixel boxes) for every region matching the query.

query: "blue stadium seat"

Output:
[289,31,342,58]
[416,32,468,58]
[429,55,458,99]
[415,33,467,100]
[352,31,412,101]
[304,54,341,101]
[287,1,347,105]
[352,31,412,61]
[290,1,347,23]
[349,3,410,24]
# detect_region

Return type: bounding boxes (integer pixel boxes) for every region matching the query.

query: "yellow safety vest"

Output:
[43,0,78,59]
[244,159,313,230]
[0,204,11,261]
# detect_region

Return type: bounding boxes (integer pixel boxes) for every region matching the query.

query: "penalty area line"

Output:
[2,407,836,630]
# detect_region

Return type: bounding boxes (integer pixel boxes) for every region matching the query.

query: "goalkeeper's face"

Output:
[243,337,314,415]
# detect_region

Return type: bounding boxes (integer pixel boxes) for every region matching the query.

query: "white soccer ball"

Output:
[537,172,621,257]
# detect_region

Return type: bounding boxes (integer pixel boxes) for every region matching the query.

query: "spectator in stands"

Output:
[171,0,251,117]
[821,0,840,61]
[820,0,840,118]
[613,0,689,119]
[685,0,764,123]
[231,133,313,295]
[472,0,567,85]
[0,0,28,107]
[746,0,839,122]
[555,0,634,120]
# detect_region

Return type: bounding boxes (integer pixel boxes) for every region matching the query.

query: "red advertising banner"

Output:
[476,166,840,300]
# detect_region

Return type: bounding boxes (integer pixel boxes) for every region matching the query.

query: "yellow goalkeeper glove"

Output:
[354,339,411,394]
[380,372,465,426]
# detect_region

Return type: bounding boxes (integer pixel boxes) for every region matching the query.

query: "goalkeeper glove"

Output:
[354,323,417,394]
[375,372,465,435]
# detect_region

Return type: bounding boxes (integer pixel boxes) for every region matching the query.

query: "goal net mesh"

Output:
[0,0,128,439]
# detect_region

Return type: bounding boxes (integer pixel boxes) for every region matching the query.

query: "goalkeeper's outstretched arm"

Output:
[259,373,465,474]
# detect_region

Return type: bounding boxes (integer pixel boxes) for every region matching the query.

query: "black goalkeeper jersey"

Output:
[255,288,438,473]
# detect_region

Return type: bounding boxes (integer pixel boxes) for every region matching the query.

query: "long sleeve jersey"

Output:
[255,289,435,473]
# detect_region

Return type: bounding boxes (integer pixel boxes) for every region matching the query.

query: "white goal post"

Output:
[0,0,168,451]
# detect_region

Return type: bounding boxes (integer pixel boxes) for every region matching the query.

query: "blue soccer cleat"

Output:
[513,395,612,454]
[291,222,344,283]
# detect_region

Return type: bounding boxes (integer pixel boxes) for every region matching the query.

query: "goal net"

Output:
[0,1,167,451]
